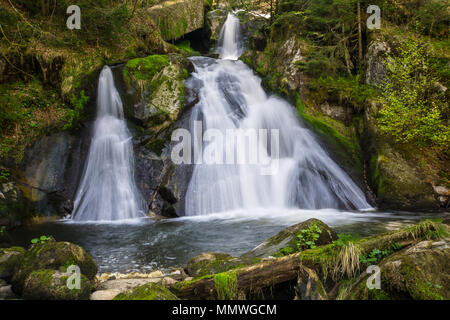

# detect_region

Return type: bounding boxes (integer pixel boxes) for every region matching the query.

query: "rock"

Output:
[433,186,450,196]
[0,247,25,279]
[364,41,390,86]
[113,282,179,300]
[341,237,450,300]
[242,218,337,258]
[123,54,190,130]
[148,0,204,41]
[11,239,97,295]
[294,266,327,300]
[162,277,178,286]
[22,269,93,300]
[90,289,121,300]
[0,284,15,300]
[207,9,228,41]
[98,278,162,293]
[149,270,164,278]
[166,268,188,281]
[367,143,437,210]
[186,252,246,277]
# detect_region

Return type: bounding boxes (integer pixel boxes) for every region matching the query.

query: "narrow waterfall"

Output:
[184,14,372,216]
[72,66,145,221]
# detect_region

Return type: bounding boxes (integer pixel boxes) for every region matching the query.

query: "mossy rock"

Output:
[123,53,190,130]
[113,282,179,300]
[340,237,450,300]
[242,218,337,258]
[369,143,437,210]
[11,239,97,294]
[186,252,246,278]
[0,246,25,279]
[22,269,93,300]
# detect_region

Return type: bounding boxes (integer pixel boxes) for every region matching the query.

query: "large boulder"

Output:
[242,218,337,258]
[148,0,205,41]
[113,282,179,300]
[11,238,97,295]
[123,54,191,130]
[340,237,450,300]
[186,252,246,278]
[0,247,25,279]
[22,269,93,300]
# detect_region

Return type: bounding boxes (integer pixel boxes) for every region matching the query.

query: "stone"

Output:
[162,277,178,286]
[113,282,179,300]
[242,218,337,258]
[186,252,245,277]
[22,269,93,300]
[149,270,164,278]
[433,186,450,196]
[0,284,15,300]
[365,41,391,86]
[0,246,25,279]
[90,289,121,300]
[98,278,161,293]
[11,239,97,295]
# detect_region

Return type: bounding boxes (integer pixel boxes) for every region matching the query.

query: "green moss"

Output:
[175,40,200,56]
[124,55,170,83]
[114,282,179,300]
[214,271,238,300]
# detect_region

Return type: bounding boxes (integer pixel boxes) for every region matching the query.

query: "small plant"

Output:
[0,226,6,237]
[333,233,358,247]
[31,235,51,244]
[359,243,402,267]
[296,223,322,249]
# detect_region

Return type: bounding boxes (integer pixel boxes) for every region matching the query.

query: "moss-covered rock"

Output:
[113,282,179,300]
[11,238,97,294]
[242,218,337,258]
[22,268,93,300]
[295,266,327,300]
[148,0,205,41]
[340,237,450,300]
[0,246,25,279]
[186,252,246,278]
[123,53,191,130]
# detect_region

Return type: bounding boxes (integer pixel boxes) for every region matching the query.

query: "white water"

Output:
[72,66,146,221]
[185,14,372,216]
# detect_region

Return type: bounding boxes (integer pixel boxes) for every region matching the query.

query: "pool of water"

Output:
[8,209,448,274]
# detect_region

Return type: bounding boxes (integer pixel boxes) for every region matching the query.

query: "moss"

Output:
[123,55,170,83]
[113,282,179,300]
[214,271,238,300]
[175,40,200,56]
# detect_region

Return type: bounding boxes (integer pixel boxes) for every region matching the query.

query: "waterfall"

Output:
[184,14,372,216]
[72,66,146,221]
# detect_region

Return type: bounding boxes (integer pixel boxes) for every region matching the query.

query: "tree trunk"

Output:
[171,254,303,299]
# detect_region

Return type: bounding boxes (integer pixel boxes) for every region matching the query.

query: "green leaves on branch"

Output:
[376,39,449,152]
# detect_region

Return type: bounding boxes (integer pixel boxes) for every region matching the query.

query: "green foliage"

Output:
[333,233,358,247]
[359,242,402,267]
[175,40,200,56]
[124,55,170,82]
[31,235,51,245]
[0,168,10,183]
[0,226,6,236]
[296,223,322,249]
[376,39,449,151]
[64,90,89,130]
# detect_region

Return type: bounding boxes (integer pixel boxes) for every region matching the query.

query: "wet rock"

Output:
[207,9,228,41]
[22,269,93,300]
[186,252,245,278]
[242,218,337,258]
[11,239,97,295]
[98,278,162,293]
[0,247,25,279]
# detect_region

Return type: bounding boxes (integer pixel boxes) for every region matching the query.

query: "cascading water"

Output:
[72,66,145,221]
[185,14,372,216]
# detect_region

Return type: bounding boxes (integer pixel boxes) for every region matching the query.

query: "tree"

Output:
[377,40,449,151]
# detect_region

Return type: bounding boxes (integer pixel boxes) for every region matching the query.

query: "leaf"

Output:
[31,238,38,244]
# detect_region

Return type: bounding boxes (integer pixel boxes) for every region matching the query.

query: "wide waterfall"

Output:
[184,14,372,216]
[72,66,145,221]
